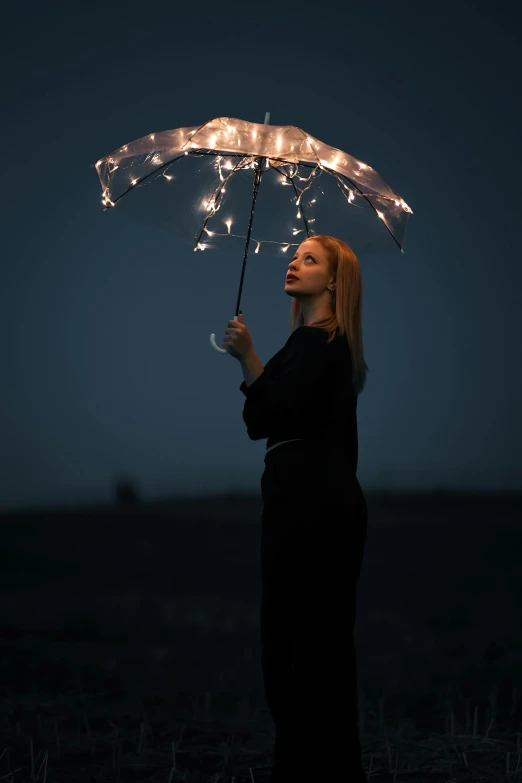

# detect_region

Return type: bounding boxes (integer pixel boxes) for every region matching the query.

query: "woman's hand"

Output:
[223,313,253,361]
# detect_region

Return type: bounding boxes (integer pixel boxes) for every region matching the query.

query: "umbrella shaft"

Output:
[234,163,264,317]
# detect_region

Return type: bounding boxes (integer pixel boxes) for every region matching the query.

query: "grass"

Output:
[1,644,521,782]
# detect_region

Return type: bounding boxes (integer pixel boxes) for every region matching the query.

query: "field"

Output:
[1,490,521,781]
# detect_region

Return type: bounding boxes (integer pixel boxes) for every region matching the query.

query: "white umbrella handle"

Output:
[210,330,229,354]
[210,111,270,355]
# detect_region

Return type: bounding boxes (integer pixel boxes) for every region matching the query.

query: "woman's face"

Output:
[285,240,333,295]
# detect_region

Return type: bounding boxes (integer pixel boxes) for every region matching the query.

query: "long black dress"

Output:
[239,326,368,781]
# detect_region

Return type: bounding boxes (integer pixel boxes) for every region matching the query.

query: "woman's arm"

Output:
[240,349,264,388]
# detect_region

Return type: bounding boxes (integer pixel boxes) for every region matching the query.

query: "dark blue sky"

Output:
[2,1,520,511]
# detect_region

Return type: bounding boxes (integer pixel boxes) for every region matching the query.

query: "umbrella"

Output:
[94,112,413,354]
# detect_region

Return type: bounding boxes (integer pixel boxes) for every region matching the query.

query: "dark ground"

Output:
[1,489,521,781]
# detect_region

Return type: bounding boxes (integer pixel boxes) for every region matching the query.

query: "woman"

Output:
[225,234,369,781]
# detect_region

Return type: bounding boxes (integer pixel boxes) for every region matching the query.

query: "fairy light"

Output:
[98,119,413,256]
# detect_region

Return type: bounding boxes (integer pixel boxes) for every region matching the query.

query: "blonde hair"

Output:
[289,234,369,395]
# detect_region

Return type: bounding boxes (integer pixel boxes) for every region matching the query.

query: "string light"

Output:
[97,118,413,250]
[191,154,389,252]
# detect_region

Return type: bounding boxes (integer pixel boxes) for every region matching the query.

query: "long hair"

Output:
[289,234,369,395]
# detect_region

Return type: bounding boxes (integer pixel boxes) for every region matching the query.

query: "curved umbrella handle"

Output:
[210,312,242,354]
[210,332,227,354]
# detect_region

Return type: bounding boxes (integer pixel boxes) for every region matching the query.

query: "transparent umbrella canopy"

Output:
[94,112,413,354]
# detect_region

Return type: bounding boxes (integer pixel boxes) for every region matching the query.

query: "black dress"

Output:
[239,326,368,781]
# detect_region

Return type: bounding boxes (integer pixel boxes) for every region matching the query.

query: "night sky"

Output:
[3,1,520,512]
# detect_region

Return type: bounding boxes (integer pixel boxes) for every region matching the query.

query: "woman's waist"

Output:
[264,436,355,461]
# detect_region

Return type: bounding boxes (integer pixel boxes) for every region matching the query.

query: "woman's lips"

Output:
[286,276,298,282]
